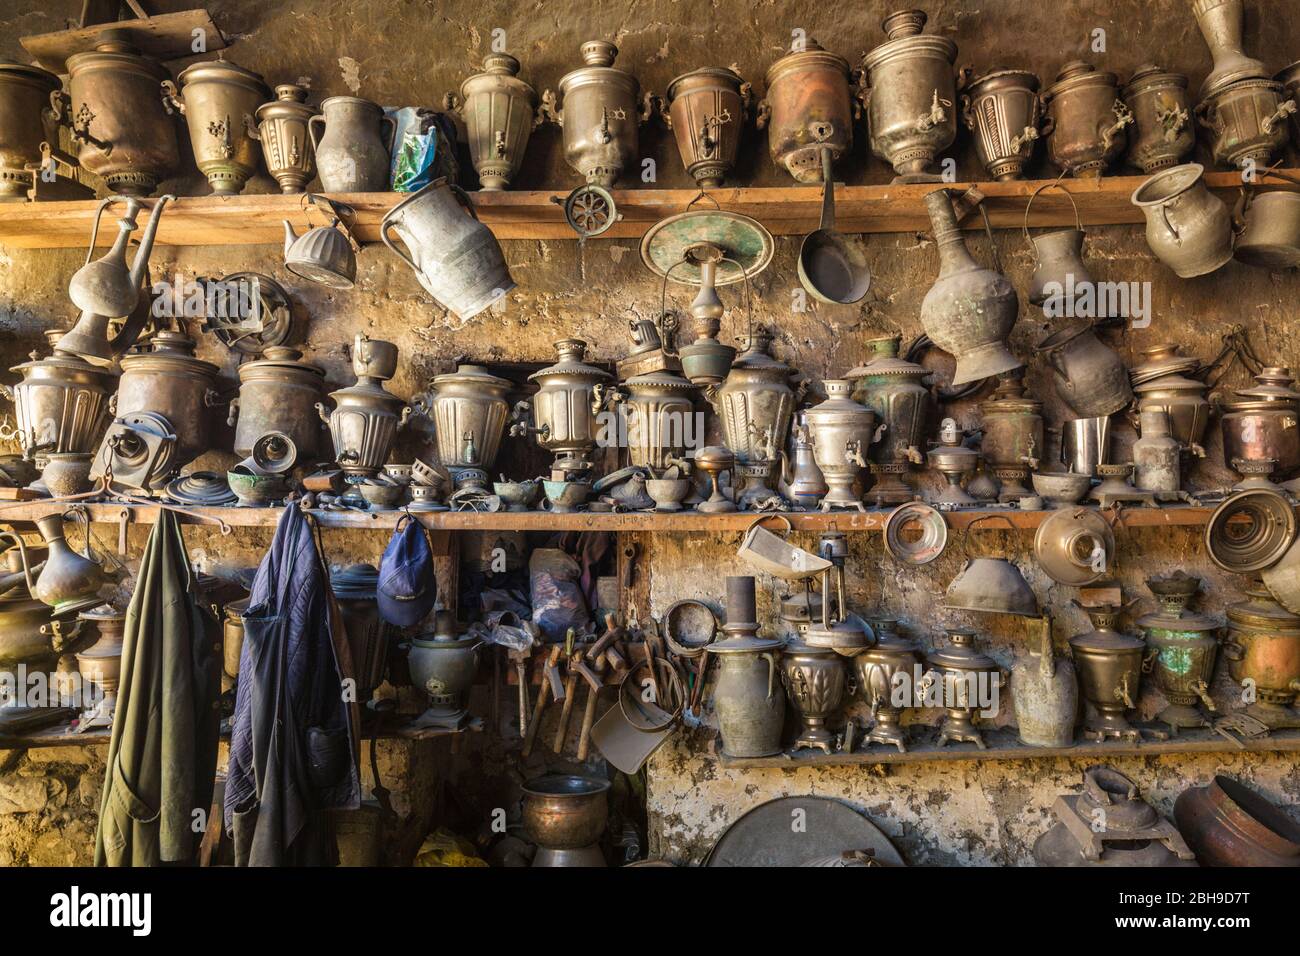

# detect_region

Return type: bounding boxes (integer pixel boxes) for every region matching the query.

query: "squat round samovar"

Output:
[1222,582,1300,730]
[514,339,611,474]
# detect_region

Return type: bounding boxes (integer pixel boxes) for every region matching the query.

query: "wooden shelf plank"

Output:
[712,726,1300,767]
[0,169,1290,249]
[0,499,1237,532]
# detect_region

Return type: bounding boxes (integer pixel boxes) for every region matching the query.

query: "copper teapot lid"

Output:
[241,346,324,377]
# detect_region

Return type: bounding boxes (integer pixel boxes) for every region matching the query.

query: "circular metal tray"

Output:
[706,795,905,867]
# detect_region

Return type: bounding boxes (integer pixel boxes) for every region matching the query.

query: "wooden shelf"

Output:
[0,500,1234,533]
[0,169,1291,248]
[713,726,1300,767]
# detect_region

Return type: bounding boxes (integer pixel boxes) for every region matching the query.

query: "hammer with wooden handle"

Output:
[521,644,562,758]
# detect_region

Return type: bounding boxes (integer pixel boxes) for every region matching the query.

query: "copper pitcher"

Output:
[309,96,394,192]
[1035,321,1132,419]
[1131,163,1233,278]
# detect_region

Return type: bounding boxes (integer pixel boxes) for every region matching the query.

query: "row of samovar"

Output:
[707,552,1300,757]
[3,3,1295,203]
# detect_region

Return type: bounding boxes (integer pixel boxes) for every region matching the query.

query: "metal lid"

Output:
[1044,61,1119,100]
[926,627,997,671]
[78,602,124,623]
[166,471,237,507]
[558,40,638,97]
[730,328,790,373]
[847,334,929,380]
[1231,367,1300,404]
[330,562,379,600]
[862,10,957,72]
[238,346,325,380]
[1228,584,1300,628]
[432,363,512,392]
[528,338,611,383]
[964,69,1040,96]
[177,56,269,95]
[122,331,220,379]
[1068,608,1144,651]
[0,58,60,90]
[1123,64,1187,97]
[764,39,851,87]
[980,374,1042,416]
[640,210,775,286]
[624,368,696,391]
[1129,343,1201,385]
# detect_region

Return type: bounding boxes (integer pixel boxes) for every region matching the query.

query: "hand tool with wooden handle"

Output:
[552,630,580,753]
[508,647,530,737]
[521,644,562,758]
[575,656,606,761]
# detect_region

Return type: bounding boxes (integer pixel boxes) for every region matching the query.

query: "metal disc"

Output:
[883,502,949,566]
[564,185,618,238]
[1205,489,1298,573]
[639,210,774,286]
[206,272,294,356]
[707,796,904,867]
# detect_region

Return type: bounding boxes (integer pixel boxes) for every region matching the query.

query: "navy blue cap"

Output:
[376,518,437,627]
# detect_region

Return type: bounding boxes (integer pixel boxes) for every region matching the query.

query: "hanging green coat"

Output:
[94,510,221,867]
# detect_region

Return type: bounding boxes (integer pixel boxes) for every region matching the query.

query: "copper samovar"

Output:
[922,626,1002,748]
[1069,604,1148,742]
[757,39,855,183]
[661,67,750,188]
[1222,582,1300,729]
[0,59,61,202]
[853,615,922,752]
[618,369,698,473]
[1218,367,1300,479]
[513,339,611,473]
[424,362,512,486]
[1137,572,1222,733]
[1,349,117,466]
[163,56,270,195]
[978,372,1043,502]
[446,53,539,190]
[252,84,318,194]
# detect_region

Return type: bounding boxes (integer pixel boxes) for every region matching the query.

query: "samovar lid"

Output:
[0,58,60,89]
[122,330,220,378]
[1129,343,1202,385]
[11,348,120,380]
[78,602,124,623]
[528,339,611,382]
[862,10,957,72]
[926,627,996,670]
[1068,607,1145,650]
[1044,61,1119,100]
[964,69,1040,94]
[847,334,929,379]
[257,83,318,121]
[331,562,379,599]
[432,363,512,391]
[624,368,696,391]
[1136,572,1220,631]
[165,471,238,507]
[1233,367,1300,403]
[557,40,638,97]
[730,328,790,373]
[764,39,851,87]
[979,373,1042,415]
[68,29,168,77]
[239,346,324,378]
[1123,64,1188,96]
[177,55,270,96]
[1228,584,1300,627]
[666,66,745,101]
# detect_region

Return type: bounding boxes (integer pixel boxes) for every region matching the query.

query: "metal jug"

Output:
[309,96,394,192]
[380,178,515,319]
[1036,321,1132,419]
[28,510,104,615]
[1024,183,1093,309]
[283,196,359,289]
[706,576,784,758]
[1010,613,1077,747]
[61,195,174,367]
[1131,162,1233,277]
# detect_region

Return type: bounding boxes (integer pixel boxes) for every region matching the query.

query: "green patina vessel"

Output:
[1137,572,1222,732]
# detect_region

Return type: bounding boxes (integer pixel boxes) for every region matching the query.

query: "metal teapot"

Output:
[283,195,359,289]
[60,194,174,367]
[3,510,105,616]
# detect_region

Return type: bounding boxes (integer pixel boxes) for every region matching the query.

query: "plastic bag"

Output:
[529,548,590,642]
[413,828,488,867]
[387,107,460,192]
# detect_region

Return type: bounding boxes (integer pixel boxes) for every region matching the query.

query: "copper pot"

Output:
[1217,367,1300,479]
[521,774,610,850]
[1122,65,1194,174]
[0,60,60,202]
[54,30,179,196]
[662,67,750,188]
[115,331,219,468]
[229,346,326,465]
[253,84,318,194]
[1175,775,1300,866]
[162,57,269,195]
[1222,584,1300,729]
[1195,77,1295,170]
[1042,61,1133,177]
[756,40,854,184]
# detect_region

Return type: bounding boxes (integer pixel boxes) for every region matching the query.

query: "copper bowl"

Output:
[521,774,610,849]
[1174,775,1300,866]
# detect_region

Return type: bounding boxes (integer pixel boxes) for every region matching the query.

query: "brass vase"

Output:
[253,84,318,194]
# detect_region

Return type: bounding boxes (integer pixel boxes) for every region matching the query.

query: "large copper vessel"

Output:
[1042,61,1133,177]
[1222,583,1300,729]
[1137,572,1221,732]
[757,40,854,184]
[708,328,796,464]
[2,349,117,460]
[542,41,646,188]
[115,331,218,468]
[253,84,318,194]
[620,368,697,473]
[447,53,538,190]
[163,57,269,195]
[1175,775,1300,867]
[860,10,959,183]
[961,69,1041,181]
[1122,65,1194,174]
[848,334,932,504]
[0,544,56,681]
[229,346,326,464]
[1218,367,1300,479]
[520,339,611,471]
[919,188,1021,386]
[55,31,179,196]
[979,373,1043,502]
[0,60,60,202]
[425,363,512,480]
[663,67,749,188]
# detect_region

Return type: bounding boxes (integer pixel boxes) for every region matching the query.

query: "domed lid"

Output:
[257,83,317,121]
[331,562,379,599]
[765,39,851,86]
[980,373,1042,415]
[165,471,237,507]
[177,55,269,95]
[625,368,697,391]
[1123,64,1187,96]
[122,330,219,378]
[847,334,930,380]
[528,339,611,383]
[1136,572,1220,632]
[667,66,745,101]
[808,379,872,413]
[1129,343,1201,385]
[925,627,997,671]
[1133,371,1206,396]
[1229,584,1300,627]
[730,328,790,373]
[0,58,60,89]
[78,602,124,623]
[1068,605,1144,650]
[1233,367,1300,404]
[862,10,957,71]
[965,69,1040,94]
[239,346,325,379]
[432,363,512,392]
[1045,61,1118,99]
[558,40,638,96]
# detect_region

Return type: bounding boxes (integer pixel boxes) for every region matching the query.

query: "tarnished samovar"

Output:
[1196,77,1295,170]
[0,59,61,202]
[781,637,847,754]
[1,349,117,463]
[1217,367,1300,480]
[1069,604,1148,742]
[1222,582,1300,730]
[115,331,219,469]
[860,10,959,183]
[229,346,326,465]
[425,362,512,486]
[661,67,750,188]
[804,380,878,511]
[1042,61,1133,176]
[853,615,922,752]
[848,334,933,505]
[445,53,538,190]
[922,626,1002,748]
[960,69,1041,181]
[52,30,179,196]
[707,328,797,464]
[1122,65,1194,173]
[1138,572,1222,733]
[1130,343,1211,458]
[978,372,1043,502]
[619,368,698,473]
[162,56,270,195]
[318,336,412,478]
[756,40,854,183]
[540,41,650,237]
[252,84,318,194]
[513,339,611,473]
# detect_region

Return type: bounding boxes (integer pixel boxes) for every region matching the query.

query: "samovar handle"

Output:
[1141,646,1160,674]
[1100,99,1134,151]
[160,79,185,116]
[1191,679,1217,713]
[537,89,563,128]
[226,397,240,428]
[1115,671,1135,709]
[314,401,331,424]
[753,99,771,130]
[761,651,779,700]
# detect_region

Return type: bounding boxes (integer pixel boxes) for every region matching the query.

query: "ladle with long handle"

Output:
[797,147,871,305]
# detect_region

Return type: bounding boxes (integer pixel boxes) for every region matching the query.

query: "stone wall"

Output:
[2,0,1300,866]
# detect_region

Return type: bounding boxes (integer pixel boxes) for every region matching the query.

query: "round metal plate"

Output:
[883,502,949,566]
[639,210,774,286]
[1206,489,1298,573]
[706,796,904,867]
[1034,507,1115,587]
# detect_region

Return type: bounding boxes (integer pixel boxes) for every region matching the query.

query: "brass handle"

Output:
[913,90,951,132]
[1262,98,1298,135]
[1192,679,1217,712]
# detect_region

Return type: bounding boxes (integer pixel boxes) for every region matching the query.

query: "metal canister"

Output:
[116,331,219,468]
[222,597,249,693]
[757,40,854,183]
[229,346,326,462]
[0,59,60,201]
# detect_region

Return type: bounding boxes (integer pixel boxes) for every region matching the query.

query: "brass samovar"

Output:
[513,339,611,473]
